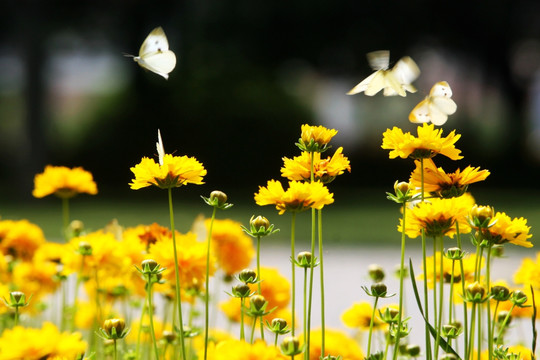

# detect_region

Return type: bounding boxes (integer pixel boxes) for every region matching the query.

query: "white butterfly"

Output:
[347,50,420,97]
[409,81,457,126]
[156,129,165,166]
[127,27,176,80]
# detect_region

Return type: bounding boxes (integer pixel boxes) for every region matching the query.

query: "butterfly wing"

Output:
[134,27,176,79]
[347,71,378,95]
[139,27,170,56]
[387,56,420,96]
[362,70,389,96]
[409,98,431,123]
[366,50,390,70]
[156,129,165,166]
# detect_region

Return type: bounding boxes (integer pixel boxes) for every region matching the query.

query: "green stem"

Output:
[167,187,186,360]
[486,244,493,360]
[240,298,246,341]
[306,207,316,359]
[318,209,326,358]
[13,307,19,327]
[146,280,160,360]
[434,236,444,360]
[291,212,297,336]
[456,223,469,357]
[420,158,432,360]
[303,266,308,360]
[250,315,258,344]
[495,303,515,345]
[392,203,407,360]
[204,207,217,360]
[467,303,477,360]
[136,300,147,360]
[366,296,380,358]
[113,339,117,360]
[256,235,264,341]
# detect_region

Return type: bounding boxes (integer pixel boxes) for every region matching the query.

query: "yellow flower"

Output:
[381,123,463,160]
[123,223,171,250]
[203,339,287,360]
[298,124,338,152]
[126,315,165,344]
[130,154,206,190]
[341,301,384,330]
[295,328,364,360]
[205,218,255,276]
[514,252,540,289]
[281,147,351,183]
[32,165,97,199]
[0,219,46,261]
[410,158,490,198]
[421,251,480,289]
[11,259,60,304]
[250,266,291,312]
[149,232,216,292]
[480,211,532,248]
[0,322,86,360]
[400,196,473,238]
[255,180,334,215]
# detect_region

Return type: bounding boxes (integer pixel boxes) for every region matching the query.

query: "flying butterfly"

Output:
[156,129,165,166]
[409,81,457,126]
[347,50,420,97]
[126,27,176,80]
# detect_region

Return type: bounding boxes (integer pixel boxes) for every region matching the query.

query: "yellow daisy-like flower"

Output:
[32,165,97,199]
[400,196,473,238]
[281,147,351,183]
[204,339,287,360]
[0,322,86,360]
[295,328,364,360]
[205,218,255,276]
[0,219,46,261]
[381,123,463,160]
[480,211,532,248]
[130,154,206,190]
[149,232,216,291]
[298,124,338,152]
[410,158,490,198]
[514,252,540,289]
[249,266,291,317]
[11,259,60,304]
[255,180,334,215]
[341,301,384,330]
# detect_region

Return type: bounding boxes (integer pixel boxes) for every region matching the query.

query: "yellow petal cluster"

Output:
[255,180,334,215]
[296,328,364,360]
[32,165,97,198]
[481,211,533,248]
[382,123,463,160]
[130,154,206,189]
[341,301,384,330]
[300,124,338,148]
[204,339,287,360]
[0,219,46,261]
[281,147,351,183]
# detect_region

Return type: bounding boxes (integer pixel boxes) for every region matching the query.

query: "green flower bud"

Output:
[440,354,459,360]
[141,259,159,272]
[68,220,85,237]
[491,285,511,302]
[210,190,227,206]
[442,323,463,338]
[271,318,288,331]
[470,205,494,226]
[102,318,127,340]
[406,344,421,357]
[10,291,26,305]
[296,251,313,268]
[251,215,270,231]
[162,330,176,344]
[379,307,400,324]
[497,310,512,325]
[394,181,411,195]
[511,290,529,307]
[77,241,93,256]
[267,318,290,335]
[465,281,487,303]
[370,283,388,297]
[444,247,465,260]
[250,295,267,312]
[237,269,258,284]
[368,264,385,282]
[280,336,303,356]
[231,284,252,298]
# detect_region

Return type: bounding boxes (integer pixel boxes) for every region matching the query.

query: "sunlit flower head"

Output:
[0,219,46,261]
[255,180,334,215]
[249,267,291,316]
[149,232,216,292]
[382,123,463,160]
[11,259,60,304]
[204,339,287,360]
[296,328,364,360]
[400,196,473,238]
[298,124,338,153]
[281,147,351,183]
[341,301,384,330]
[130,153,206,190]
[479,211,532,248]
[514,252,540,291]
[205,218,255,276]
[0,322,86,359]
[410,158,490,198]
[32,165,97,199]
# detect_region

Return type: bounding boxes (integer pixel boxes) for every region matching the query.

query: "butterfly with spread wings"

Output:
[347,50,420,97]
[409,81,457,126]
[126,27,176,80]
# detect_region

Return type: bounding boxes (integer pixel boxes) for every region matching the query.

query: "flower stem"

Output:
[366,296,380,357]
[392,203,407,360]
[318,209,326,358]
[256,235,264,341]
[240,298,246,341]
[204,207,217,360]
[291,212,297,336]
[146,279,160,360]
[167,187,186,360]
[306,206,316,358]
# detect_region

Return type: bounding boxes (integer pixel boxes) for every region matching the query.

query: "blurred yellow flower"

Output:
[341,301,384,330]
[126,315,165,344]
[382,123,463,160]
[281,147,351,183]
[130,154,206,190]
[11,259,60,303]
[514,252,540,289]
[480,211,532,248]
[123,223,171,250]
[255,180,334,215]
[400,196,473,238]
[250,266,291,313]
[410,158,490,198]
[421,251,480,289]
[0,219,46,261]
[204,339,287,360]
[206,218,255,276]
[299,124,338,151]
[0,322,86,360]
[295,328,364,360]
[32,165,97,199]
[149,232,216,291]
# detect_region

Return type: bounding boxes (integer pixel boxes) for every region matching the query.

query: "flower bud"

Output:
[511,290,528,307]
[251,215,270,231]
[271,318,288,331]
[77,241,93,256]
[210,190,228,206]
[368,264,385,282]
[497,310,512,325]
[162,330,176,344]
[469,205,494,228]
[250,295,267,312]
[394,181,411,195]
[232,284,252,298]
[490,285,511,302]
[10,291,26,305]
[371,283,388,297]
[102,318,126,339]
[141,259,159,272]
[296,251,313,268]
[69,220,85,237]
[238,269,257,284]
[280,336,303,356]
[405,344,421,357]
[465,281,486,303]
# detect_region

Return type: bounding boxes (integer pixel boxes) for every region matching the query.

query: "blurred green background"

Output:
[0,0,539,241]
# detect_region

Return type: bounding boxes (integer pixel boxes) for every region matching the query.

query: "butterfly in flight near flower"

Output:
[347,50,420,97]
[125,27,176,80]
[409,81,457,126]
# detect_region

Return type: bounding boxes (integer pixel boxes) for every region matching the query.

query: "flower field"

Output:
[0,52,538,360]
